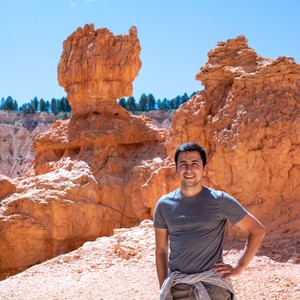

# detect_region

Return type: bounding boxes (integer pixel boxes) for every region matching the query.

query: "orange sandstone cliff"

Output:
[0,26,299,280]
[166,36,300,238]
[0,24,175,280]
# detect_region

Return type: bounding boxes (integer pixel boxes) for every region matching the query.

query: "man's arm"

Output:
[215,213,266,279]
[155,227,169,288]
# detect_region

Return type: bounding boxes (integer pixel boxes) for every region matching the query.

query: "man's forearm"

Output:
[156,251,168,288]
[215,222,265,279]
[237,228,265,269]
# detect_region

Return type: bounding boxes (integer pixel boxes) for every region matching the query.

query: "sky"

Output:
[1,0,299,106]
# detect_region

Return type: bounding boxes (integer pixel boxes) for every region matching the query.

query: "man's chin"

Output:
[183,181,201,187]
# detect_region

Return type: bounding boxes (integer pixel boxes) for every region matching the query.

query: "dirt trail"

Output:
[0,220,299,300]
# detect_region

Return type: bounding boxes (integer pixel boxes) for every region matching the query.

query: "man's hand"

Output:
[214,213,265,280]
[214,262,245,279]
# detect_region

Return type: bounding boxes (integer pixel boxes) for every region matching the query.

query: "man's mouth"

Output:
[184,175,195,179]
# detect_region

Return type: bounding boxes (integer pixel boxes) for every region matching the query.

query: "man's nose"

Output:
[185,164,192,171]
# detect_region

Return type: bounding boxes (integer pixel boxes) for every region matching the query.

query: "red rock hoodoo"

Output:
[0,29,299,280]
[0,24,174,280]
[57,24,142,115]
[166,35,300,238]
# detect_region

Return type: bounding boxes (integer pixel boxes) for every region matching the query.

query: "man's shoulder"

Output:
[205,186,237,199]
[157,188,180,203]
[203,186,226,199]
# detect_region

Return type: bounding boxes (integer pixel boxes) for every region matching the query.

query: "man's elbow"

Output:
[155,248,168,258]
[259,224,266,237]
[252,222,266,240]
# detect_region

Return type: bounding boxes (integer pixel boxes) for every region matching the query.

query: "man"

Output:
[154,142,265,300]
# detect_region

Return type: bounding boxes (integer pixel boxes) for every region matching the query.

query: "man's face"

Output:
[176,151,205,188]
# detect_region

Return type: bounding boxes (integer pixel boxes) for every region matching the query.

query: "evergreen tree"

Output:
[126,96,137,112]
[19,103,36,114]
[32,97,39,111]
[139,93,148,111]
[174,95,182,108]
[13,100,18,110]
[39,98,47,112]
[156,99,162,110]
[2,96,16,111]
[160,98,170,111]
[65,98,71,112]
[45,100,50,112]
[0,97,4,109]
[118,98,126,108]
[50,98,59,115]
[148,93,156,111]
[170,97,177,109]
[181,92,189,104]
[58,97,67,112]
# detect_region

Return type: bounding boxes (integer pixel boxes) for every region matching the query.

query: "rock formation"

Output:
[166,35,300,238]
[57,24,142,115]
[0,175,16,200]
[0,111,55,178]
[0,28,299,280]
[0,24,176,280]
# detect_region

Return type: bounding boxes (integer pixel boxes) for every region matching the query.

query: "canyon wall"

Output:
[0,111,57,178]
[166,36,300,238]
[0,26,299,280]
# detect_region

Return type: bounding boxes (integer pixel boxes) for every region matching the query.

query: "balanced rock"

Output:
[58,24,142,115]
[0,24,171,280]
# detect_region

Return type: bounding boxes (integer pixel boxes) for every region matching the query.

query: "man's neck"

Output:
[180,184,203,198]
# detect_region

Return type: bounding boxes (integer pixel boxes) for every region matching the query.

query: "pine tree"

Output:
[148,93,156,111]
[39,98,47,112]
[13,100,18,110]
[118,98,127,108]
[32,97,39,111]
[65,98,71,112]
[50,98,59,115]
[139,93,148,111]
[181,93,189,104]
[175,95,182,108]
[0,97,4,109]
[126,96,137,112]
[160,98,170,111]
[156,99,162,110]
[2,96,15,111]
[58,97,67,112]
[19,103,36,113]
[45,100,50,112]
[170,97,177,109]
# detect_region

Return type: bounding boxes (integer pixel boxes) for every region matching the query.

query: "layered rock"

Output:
[57,24,142,115]
[1,30,299,280]
[0,111,55,178]
[0,24,174,280]
[166,35,300,238]
[0,175,16,200]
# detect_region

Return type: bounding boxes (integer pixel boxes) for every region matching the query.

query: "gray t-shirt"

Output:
[153,186,248,274]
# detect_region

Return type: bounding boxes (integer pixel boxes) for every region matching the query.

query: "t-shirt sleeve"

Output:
[220,192,248,224]
[153,198,168,229]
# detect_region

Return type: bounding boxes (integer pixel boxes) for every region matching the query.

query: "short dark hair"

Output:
[174,142,207,168]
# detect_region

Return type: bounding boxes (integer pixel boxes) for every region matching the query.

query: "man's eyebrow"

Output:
[178,159,201,163]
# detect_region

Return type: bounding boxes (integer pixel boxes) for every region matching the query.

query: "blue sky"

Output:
[1,0,299,106]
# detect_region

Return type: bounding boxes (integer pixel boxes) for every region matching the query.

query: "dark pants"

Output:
[171,283,232,300]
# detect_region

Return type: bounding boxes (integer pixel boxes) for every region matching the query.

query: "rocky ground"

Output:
[0,220,299,300]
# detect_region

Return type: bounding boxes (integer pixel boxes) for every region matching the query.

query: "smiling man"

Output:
[153,142,265,300]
